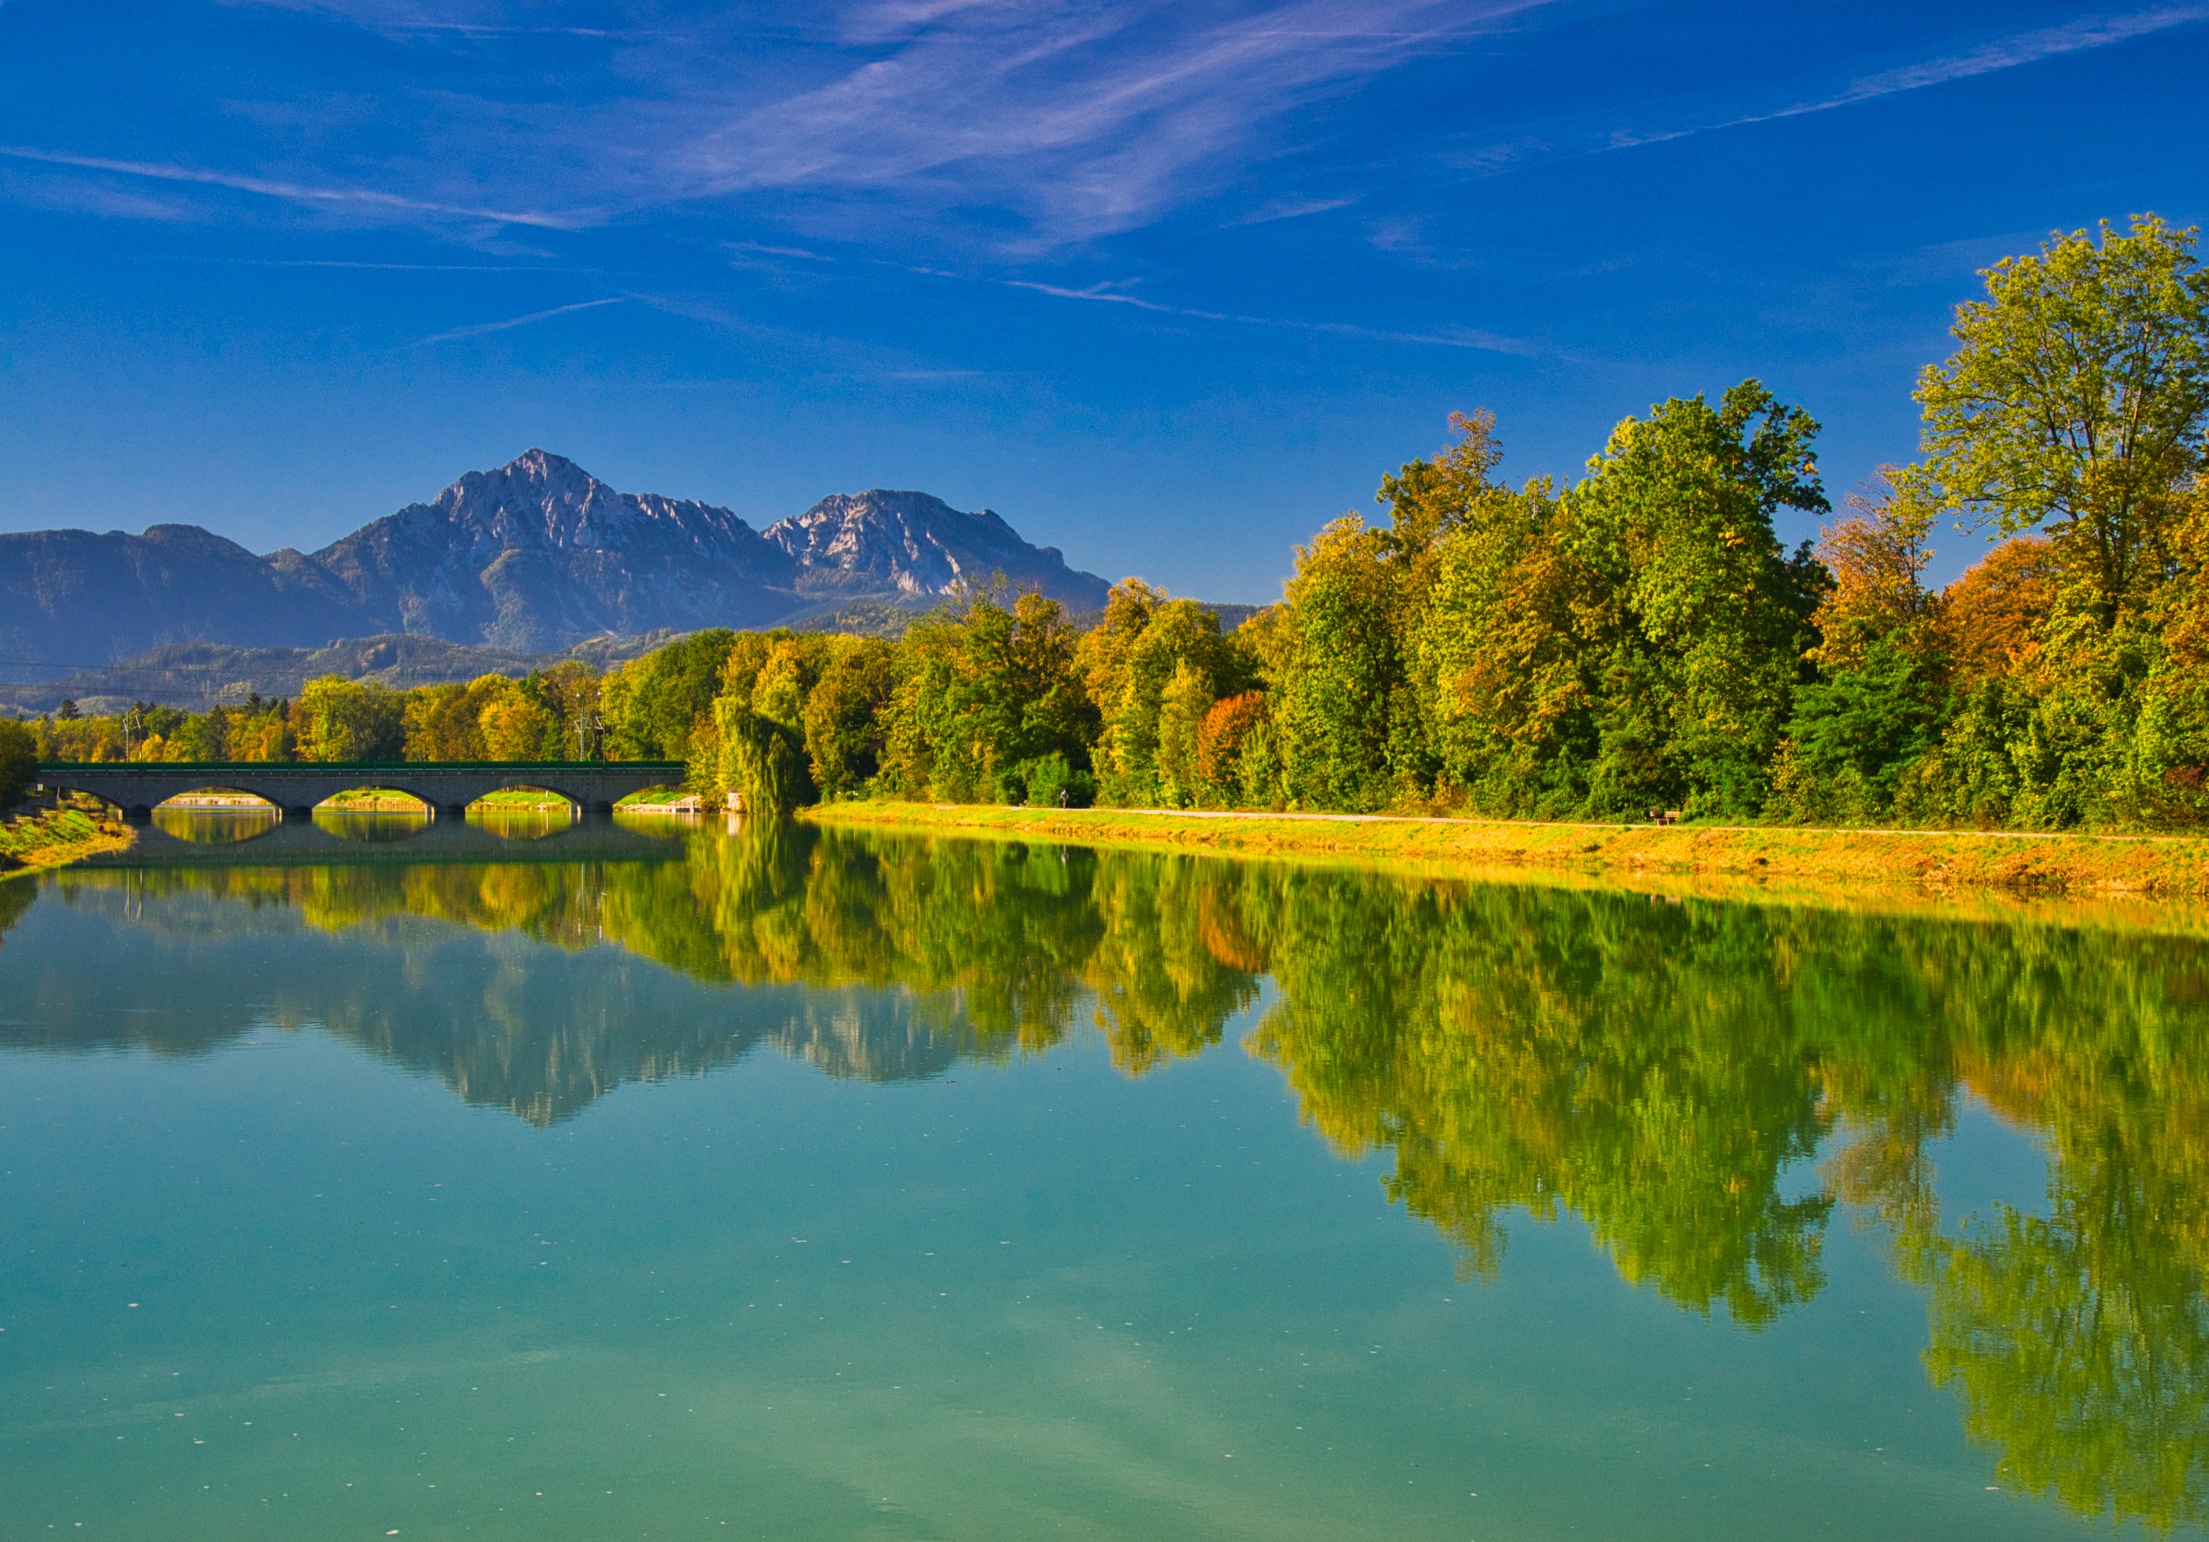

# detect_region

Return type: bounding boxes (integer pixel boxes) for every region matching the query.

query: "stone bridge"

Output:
[35,760,689,820]
[74,808,704,868]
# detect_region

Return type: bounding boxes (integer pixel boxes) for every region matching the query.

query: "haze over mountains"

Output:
[0,450,1113,669]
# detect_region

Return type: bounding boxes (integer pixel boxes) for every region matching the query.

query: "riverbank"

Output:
[0,805,137,875]
[803,800,2209,901]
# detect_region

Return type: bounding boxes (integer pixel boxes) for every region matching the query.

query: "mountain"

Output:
[299,450,801,651]
[766,489,1110,612]
[0,633,675,718]
[0,523,375,668]
[0,451,1115,666]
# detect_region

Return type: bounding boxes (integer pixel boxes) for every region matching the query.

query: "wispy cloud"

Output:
[996,271,1540,354]
[1226,194,1359,227]
[0,144,581,228]
[1004,279,1211,316]
[411,296,625,346]
[1463,5,2209,171]
[1622,4,2209,148]
[681,0,1556,244]
[146,256,588,271]
[729,240,832,261]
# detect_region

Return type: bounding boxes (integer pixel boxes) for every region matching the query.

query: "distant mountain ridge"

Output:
[0,450,1114,665]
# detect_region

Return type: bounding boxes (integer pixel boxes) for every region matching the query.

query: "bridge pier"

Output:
[438,803,471,820]
[123,805,154,825]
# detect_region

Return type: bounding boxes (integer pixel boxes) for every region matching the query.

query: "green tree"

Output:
[800,637,898,798]
[1153,659,1214,807]
[603,630,736,761]
[1077,583,1235,806]
[1919,215,2209,625]
[0,717,36,809]
[294,677,405,762]
[880,592,1094,803]
[1270,518,1399,810]
[1776,475,1948,822]
[1567,380,1829,815]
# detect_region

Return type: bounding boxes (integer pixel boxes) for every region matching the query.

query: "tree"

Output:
[1076,584,1232,806]
[800,638,898,798]
[1936,537,2056,689]
[1919,215,2209,623]
[1271,518,1399,810]
[879,592,1094,804]
[294,677,404,762]
[603,630,736,761]
[1153,660,1214,807]
[479,687,555,760]
[1195,692,1267,804]
[1807,469,1939,673]
[1776,473,1948,821]
[0,717,35,809]
[1566,380,1830,815]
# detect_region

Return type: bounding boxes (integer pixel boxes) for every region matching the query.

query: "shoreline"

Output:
[0,806,138,876]
[801,800,2209,907]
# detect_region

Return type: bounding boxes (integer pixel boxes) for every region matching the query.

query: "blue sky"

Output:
[1,1,2204,601]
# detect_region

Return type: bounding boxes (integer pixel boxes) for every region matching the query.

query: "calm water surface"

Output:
[1,811,2205,1539]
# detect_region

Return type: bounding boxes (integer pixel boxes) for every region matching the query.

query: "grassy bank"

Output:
[0,806,137,875]
[804,801,2209,904]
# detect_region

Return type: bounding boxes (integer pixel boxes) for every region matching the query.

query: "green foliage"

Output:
[800,637,898,798]
[877,592,1095,804]
[0,718,36,808]
[1271,518,1400,810]
[1565,381,1830,816]
[294,677,405,762]
[1777,638,1947,822]
[1077,583,1240,806]
[605,629,736,761]
[1919,215,2209,622]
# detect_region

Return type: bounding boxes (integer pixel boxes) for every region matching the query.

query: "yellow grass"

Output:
[804,800,2209,920]
[0,806,137,875]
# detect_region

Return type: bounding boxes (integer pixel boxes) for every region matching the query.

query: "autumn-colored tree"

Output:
[1935,537,2055,689]
[1194,692,1267,803]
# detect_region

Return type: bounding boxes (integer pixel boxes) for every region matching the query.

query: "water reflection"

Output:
[314,809,434,842]
[6,820,2208,1529]
[151,806,281,844]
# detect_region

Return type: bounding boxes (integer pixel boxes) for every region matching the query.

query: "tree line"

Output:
[13,215,2209,830]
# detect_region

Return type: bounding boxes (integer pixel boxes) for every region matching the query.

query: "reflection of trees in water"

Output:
[1240,873,2209,1532]
[1248,880,1835,1319]
[0,877,34,948]
[11,830,2209,1527]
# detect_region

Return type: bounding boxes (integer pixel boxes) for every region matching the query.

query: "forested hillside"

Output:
[22,217,2209,833]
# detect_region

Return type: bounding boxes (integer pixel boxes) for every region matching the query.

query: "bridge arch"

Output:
[151,784,281,811]
[35,760,691,823]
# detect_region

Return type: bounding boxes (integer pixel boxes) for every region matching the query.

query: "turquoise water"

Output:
[0,814,2204,1539]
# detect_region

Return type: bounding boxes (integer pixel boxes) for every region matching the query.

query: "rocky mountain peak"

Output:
[764,489,1107,610]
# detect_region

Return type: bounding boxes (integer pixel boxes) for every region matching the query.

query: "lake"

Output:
[1,811,2204,1539]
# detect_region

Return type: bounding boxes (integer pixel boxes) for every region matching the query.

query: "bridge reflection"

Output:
[78,806,702,867]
